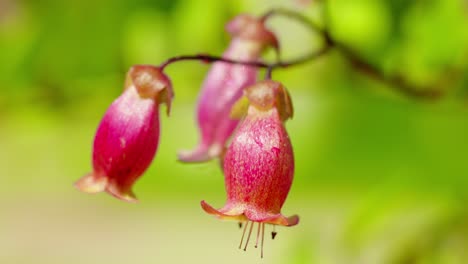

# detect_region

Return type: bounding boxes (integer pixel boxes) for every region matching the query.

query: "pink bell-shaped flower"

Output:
[178,14,278,163]
[201,80,298,257]
[75,65,173,202]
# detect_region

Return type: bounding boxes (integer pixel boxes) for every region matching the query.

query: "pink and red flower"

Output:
[201,80,298,257]
[75,65,173,202]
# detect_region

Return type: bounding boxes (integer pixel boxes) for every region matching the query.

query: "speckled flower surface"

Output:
[201,80,298,256]
[75,65,173,202]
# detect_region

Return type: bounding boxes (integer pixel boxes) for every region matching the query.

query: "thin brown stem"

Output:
[263,7,447,100]
[160,8,447,101]
[334,44,444,99]
[265,67,274,80]
[159,45,330,72]
[160,54,269,70]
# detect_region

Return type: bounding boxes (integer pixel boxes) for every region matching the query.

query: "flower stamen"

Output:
[254,222,261,248]
[243,220,255,251]
[272,225,277,240]
[239,221,248,249]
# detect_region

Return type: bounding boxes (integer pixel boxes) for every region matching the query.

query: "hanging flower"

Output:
[201,80,298,257]
[74,65,173,202]
[178,14,279,163]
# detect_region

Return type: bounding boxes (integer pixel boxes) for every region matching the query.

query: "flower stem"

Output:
[262,7,446,100]
[159,54,269,70]
[160,8,449,100]
[159,45,329,72]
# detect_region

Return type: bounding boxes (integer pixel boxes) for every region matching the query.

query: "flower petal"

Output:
[106,181,138,203]
[177,144,222,163]
[74,173,107,193]
[201,200,246,221]
[245,211,299,226]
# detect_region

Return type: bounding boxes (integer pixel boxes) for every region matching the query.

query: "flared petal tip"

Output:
[177,149,211,163]
[201,200,223,216]
[286,215,300,227]
[201,201,247,222]
[74,173,138,203]
[74,173,107,194]
[245,211,300,227]
[273,214,299,227]
[106,182,138,203]
[177,144,222,163]
[202,201,299,227]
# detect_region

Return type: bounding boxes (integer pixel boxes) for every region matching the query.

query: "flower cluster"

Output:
[75,13,299,258]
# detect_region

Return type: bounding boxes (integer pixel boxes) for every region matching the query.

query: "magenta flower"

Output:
[178,14,278,163]
[201,80,298,257]
[75,65,173,202]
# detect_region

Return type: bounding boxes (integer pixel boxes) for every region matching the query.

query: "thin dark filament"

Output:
[255,222,261,248]
[243,220,255,251]
[239,221,248,249]
[261,223,265,259]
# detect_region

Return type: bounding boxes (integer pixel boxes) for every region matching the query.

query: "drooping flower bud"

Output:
[75,65,173,202]
[178,14,279,163]
[201,80,298,257]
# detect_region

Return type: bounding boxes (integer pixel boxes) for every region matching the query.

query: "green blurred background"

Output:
[1,0,468,263]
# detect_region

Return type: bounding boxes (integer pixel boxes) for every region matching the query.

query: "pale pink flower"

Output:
[178,15,278,162]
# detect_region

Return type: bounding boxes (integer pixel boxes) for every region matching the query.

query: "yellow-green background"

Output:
[1,0,468,263]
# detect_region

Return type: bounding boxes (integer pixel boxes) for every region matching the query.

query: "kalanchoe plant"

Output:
[201,80,298,257]
[73,7,440,259]
[75,65,173,202]
[177,14,279,163]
